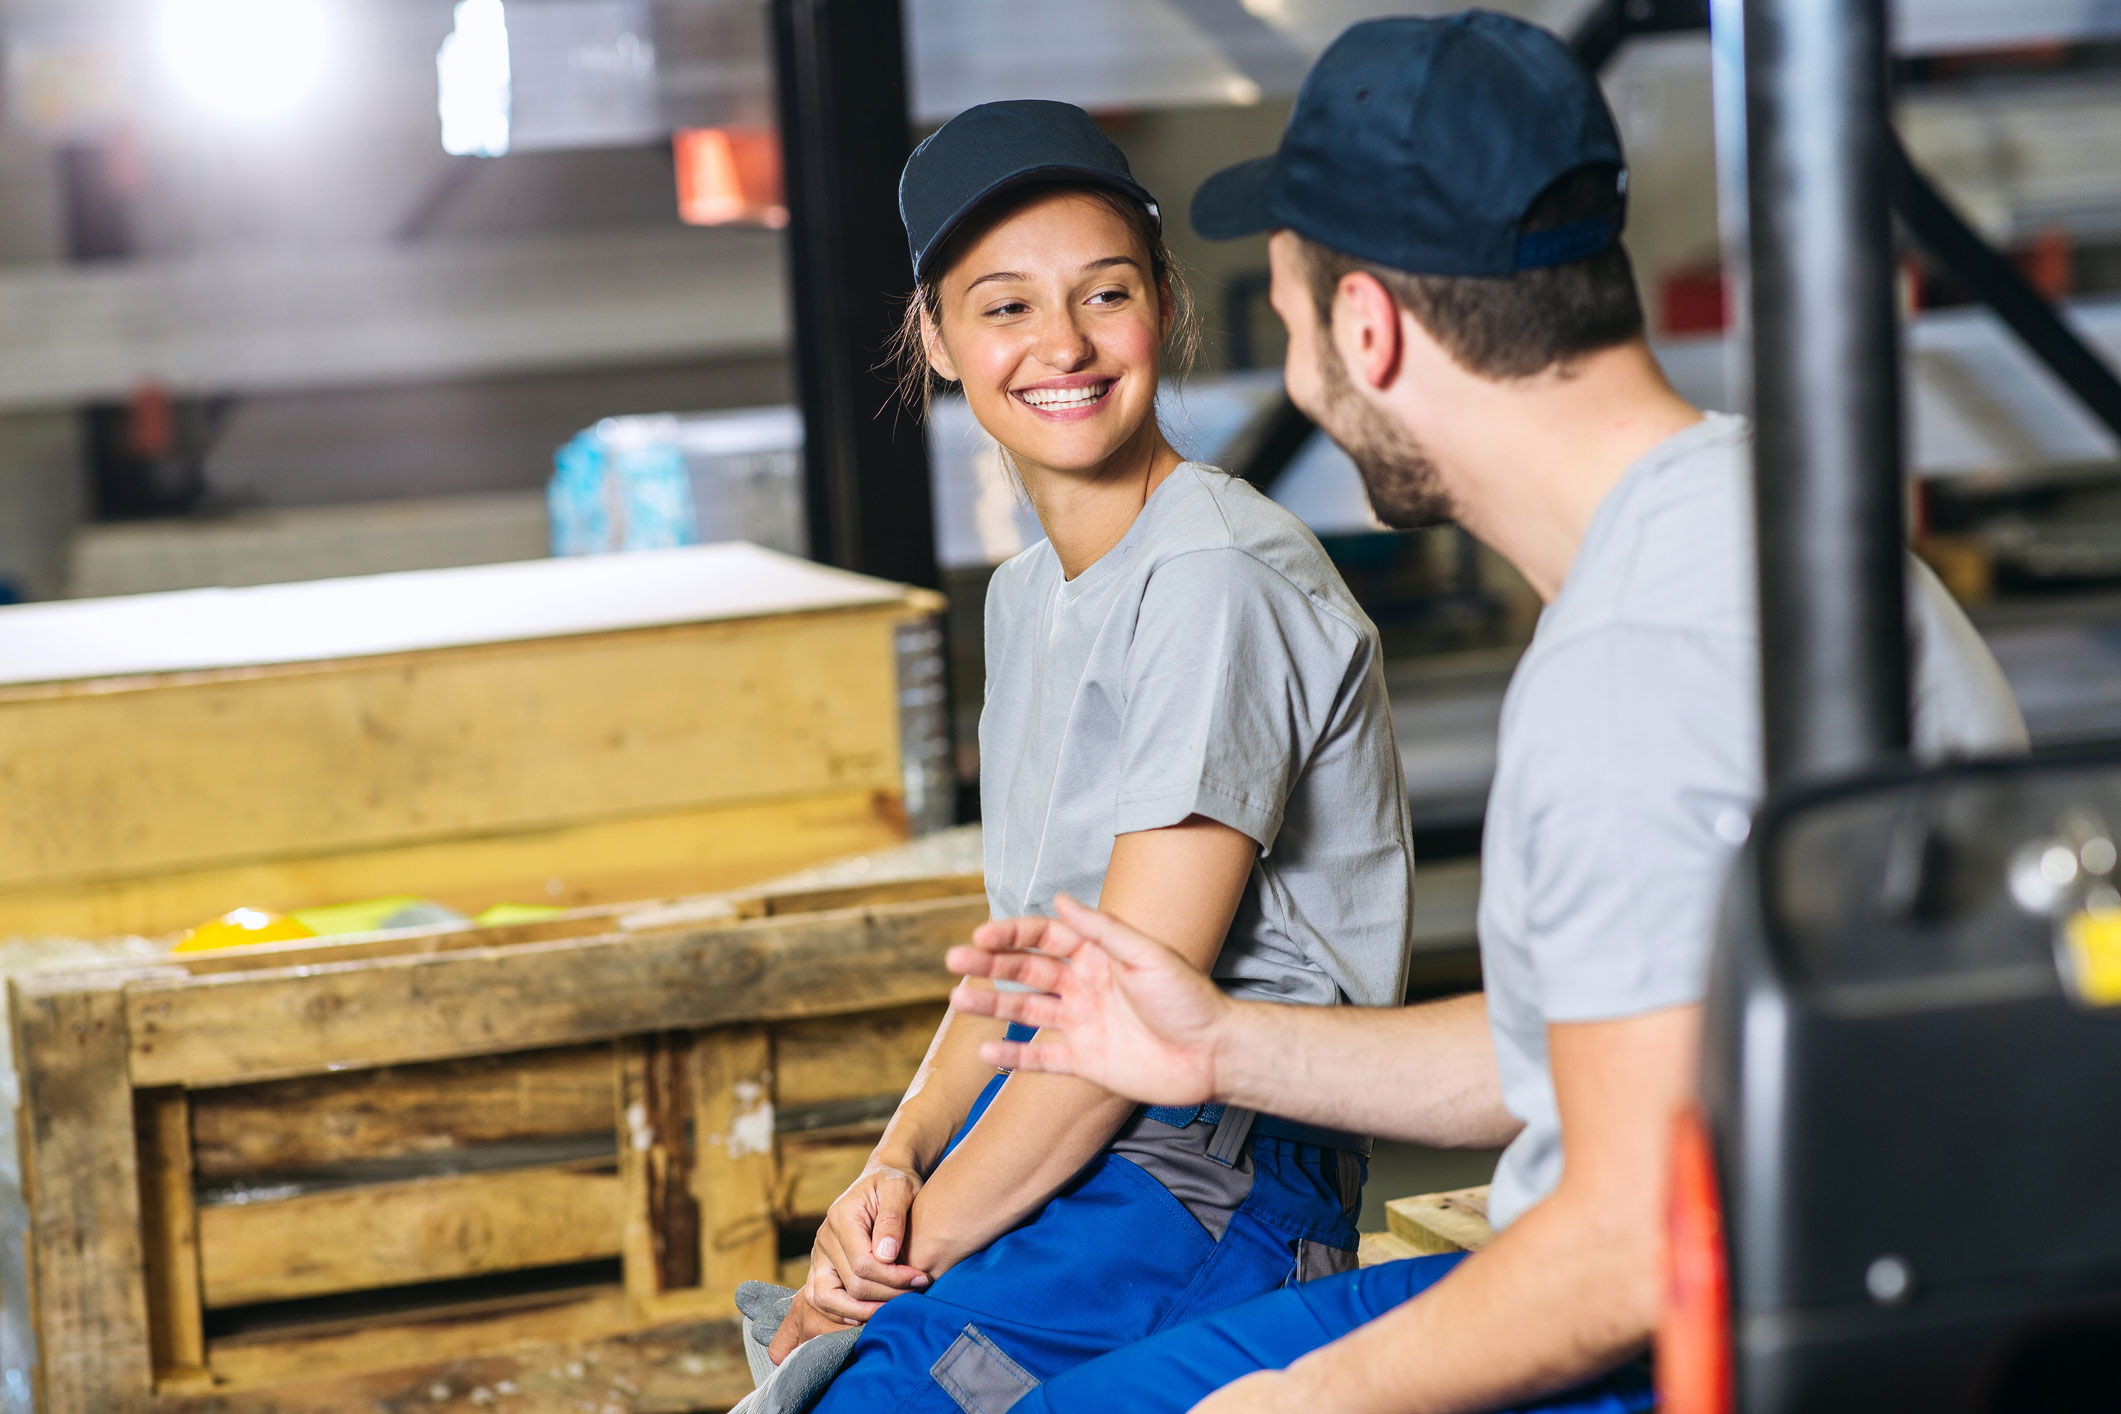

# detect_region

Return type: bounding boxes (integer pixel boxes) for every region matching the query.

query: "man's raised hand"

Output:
[944,894,1230,1108]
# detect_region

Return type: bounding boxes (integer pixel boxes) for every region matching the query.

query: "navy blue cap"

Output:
[1192,10,1626,276]
[900,100,1160,283]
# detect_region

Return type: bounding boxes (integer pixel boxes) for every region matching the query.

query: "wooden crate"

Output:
[8,868,986,1412]
[0,545,944,939]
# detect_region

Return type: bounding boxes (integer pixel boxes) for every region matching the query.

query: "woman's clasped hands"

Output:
[766,1161,932,1365]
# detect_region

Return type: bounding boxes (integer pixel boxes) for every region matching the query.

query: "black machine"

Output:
[1666,0,2121,1409]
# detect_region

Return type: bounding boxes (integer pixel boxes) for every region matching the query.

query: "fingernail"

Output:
[913,1273,930,1288]
[876,1239,898,1262]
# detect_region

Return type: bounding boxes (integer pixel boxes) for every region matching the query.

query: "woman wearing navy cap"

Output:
[763,99,1417,1412]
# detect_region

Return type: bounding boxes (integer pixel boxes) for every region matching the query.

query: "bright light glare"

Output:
[156,0,335,125]
[438,0,511,157]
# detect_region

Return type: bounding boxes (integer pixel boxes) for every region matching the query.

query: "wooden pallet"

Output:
[8,871,985,1413]
[1358,1185,1495,1266]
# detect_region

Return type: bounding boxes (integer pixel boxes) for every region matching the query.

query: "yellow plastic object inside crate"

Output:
[2062,907,2121,1008]
[175,908,315,952]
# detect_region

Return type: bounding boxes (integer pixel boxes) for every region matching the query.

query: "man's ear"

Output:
[1334,271,1404,391]
[922,306,961,384]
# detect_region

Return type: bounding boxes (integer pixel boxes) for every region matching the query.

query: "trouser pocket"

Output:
[930,1324,1040,1414]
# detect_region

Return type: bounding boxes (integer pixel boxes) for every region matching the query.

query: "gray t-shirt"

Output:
[1480,413,2028,1229]
[980,462,1415,1009]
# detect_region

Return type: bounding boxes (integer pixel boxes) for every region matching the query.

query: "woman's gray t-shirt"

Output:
[979,462,1415,1009]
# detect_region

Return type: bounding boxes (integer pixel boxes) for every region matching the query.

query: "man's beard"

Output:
[1308,341,1457,530]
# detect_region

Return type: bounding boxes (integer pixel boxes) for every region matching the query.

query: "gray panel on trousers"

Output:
[931,1325,1040,1414]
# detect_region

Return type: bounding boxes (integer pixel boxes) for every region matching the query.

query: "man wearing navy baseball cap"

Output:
[947,10,2025,1413]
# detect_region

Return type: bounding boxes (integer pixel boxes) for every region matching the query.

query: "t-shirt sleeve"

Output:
[1515,627,1759,1022]
[1112,548,1359,851]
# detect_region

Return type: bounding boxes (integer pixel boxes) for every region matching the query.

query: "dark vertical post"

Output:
[1744,0,1910,790]
[769,0,939,590]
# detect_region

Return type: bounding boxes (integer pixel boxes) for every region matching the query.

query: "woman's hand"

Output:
[814,1162,932,1313]
[768,1162,933,1362]
[766,1285,857,1366]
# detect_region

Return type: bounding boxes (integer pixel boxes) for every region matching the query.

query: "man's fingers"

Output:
[952,982,1062,1029]
[945,946,1068,993]
[977,1037,1077,1075]
[1051,893,1161,965]
[971,914,1089,959]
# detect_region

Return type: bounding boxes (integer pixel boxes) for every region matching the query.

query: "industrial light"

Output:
[154,0,335,126]
[438,0,511,156]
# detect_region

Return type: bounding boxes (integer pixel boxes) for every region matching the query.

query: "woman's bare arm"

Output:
[901,814,1256,1276]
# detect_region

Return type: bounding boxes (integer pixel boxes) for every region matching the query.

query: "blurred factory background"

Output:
[0,5,2119,1406]
[4,0,2121,856]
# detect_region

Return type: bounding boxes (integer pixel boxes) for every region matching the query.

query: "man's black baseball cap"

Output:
[900,99,1160,284]
[1192,10,1627,276]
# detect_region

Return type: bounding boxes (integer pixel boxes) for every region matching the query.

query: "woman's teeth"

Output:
[1019,383,1111,409]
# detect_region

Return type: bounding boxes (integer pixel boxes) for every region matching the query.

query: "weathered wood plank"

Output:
[169,1315,752,1413]
[776,1139,874,1223]
[12,971,156,1412]
[1357,1230,1426,1267]
[773,1003,943,1111]
[1384,1185,1494,1255]
[0,603,912,893]
[201,1286,642,1393]
[128,894,985,1088]
[135,1089,208,1382]
[618,1034,702,1304]
[750,874,986,919]
[196,1164,622,1307]
[694,1026,778,1296]
[190,1045,614,1179]
[0,786,907,943]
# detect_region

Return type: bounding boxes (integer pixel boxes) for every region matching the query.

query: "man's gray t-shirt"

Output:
[1481,413,2028,1230]
[981,462,1415,1009]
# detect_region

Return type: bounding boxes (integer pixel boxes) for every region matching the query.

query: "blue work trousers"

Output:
[1015,1253,1656,1414]
[811,1038,1365,1414]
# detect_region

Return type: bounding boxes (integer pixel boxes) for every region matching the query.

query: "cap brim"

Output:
[1190,154,1280,241]
[916,166,1160,282]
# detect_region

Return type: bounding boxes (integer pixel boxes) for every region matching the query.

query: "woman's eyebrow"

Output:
[964,270,1027,292]
[1080,255,1142,273]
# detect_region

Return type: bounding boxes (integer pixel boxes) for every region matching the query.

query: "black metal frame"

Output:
[1887,134,2121,442]
[1744,0,1911,789]
[769,0,939,591]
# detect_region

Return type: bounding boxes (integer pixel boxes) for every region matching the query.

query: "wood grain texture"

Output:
[0,786,908,942]
[0,604,911,892]
[134,1089,208,1381]
[618,1035,702,1303]
[1356,1230,1426,1267]
[775,1139,874,1223]
[1384,1186,1494,1255]
[170,1314,752,1412]
[190,1045,614,1179]
[128,894,985,1088]
[12,971,156,1412]
[199,1286,643,1393]
[693,1026,778,1295]
[196,1164,622,1307]
[773,1003,943,1112]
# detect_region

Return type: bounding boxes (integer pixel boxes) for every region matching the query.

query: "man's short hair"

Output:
[1298,166,1646,380]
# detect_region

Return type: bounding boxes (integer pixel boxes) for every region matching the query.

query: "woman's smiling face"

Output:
[927,188,1169,479]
